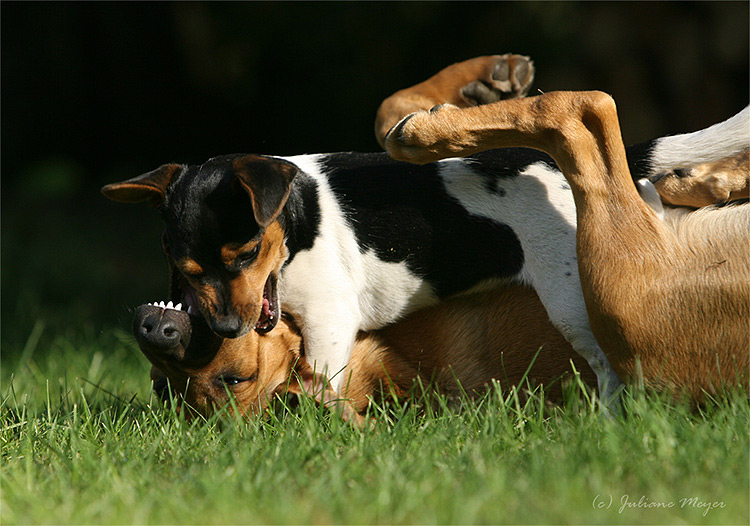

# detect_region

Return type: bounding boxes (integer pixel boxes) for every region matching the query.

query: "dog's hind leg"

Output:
[519,245,624,410]
[384,92,750,396]
[375,54,534,148]
[531,284,623,409]
[650,149,749,208]
[637,106,750,207]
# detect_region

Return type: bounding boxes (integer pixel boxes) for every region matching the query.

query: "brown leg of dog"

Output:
[384,92,750,397]
[652,149,749,208]
[374,54,534,149]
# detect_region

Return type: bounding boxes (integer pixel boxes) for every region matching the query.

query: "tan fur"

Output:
[100,163,183,206]
[382,85,749,398]
[151,319,303,419]
[149,284,596,422]
[654,149,749,208]
[177,221,288,333]
[220,239,261,267]
[375,57,748,212]
[346,287,596,409]
[375,55,533,149]
[175,257,204,277]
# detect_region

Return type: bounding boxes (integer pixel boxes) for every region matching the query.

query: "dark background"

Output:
[2,2,748,347]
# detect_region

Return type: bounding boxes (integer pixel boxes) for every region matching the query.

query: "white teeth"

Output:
[145,300,190,312]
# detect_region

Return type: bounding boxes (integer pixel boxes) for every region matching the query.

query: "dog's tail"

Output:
[650,105,750,172]
[627,106,749,179]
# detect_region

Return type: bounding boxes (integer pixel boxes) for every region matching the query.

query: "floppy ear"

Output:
[101,163,183,207]
[232,155,298,228]
[283,360,367,426]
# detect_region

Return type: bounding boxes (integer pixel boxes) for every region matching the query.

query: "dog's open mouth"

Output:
[170,267,280,335]
[147,300,193,314]
[256,273,279,333]
[170,273,201,318]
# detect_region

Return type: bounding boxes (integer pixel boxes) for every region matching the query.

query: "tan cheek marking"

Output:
[226,222,289,314]
[257,222,288,274]
[216,338,265,417]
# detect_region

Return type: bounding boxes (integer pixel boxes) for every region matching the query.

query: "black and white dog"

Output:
[102,106,749,405]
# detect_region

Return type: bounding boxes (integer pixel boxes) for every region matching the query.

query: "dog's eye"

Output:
[216,373,258,387]
[237,243,261,266]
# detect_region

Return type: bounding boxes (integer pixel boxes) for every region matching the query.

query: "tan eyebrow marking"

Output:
[177,257,204,276]
[220,240,261,267]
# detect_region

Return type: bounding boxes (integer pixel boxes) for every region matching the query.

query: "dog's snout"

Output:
[209,315,245,338]
[133,305,192,357]
[140,316,181,346]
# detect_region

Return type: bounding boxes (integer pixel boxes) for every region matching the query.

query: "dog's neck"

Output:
[279,173,321,262]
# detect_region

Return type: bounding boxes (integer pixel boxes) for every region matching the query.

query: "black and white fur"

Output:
[270,106,749,402]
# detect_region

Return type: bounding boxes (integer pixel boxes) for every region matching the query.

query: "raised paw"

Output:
[384,106,464,165]
[375,53,535,149]
[460,53,535,106]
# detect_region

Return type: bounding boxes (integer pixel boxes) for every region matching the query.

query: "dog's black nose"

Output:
[133,304,192,358]
[141,315,181,347]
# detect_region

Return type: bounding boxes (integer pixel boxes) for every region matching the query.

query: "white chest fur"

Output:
[278,154,436,333]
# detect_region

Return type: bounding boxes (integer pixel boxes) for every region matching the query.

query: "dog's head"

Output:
[133,301,328,419]
[103,155,299,338]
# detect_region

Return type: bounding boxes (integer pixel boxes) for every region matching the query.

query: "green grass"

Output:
[2,323,748,525]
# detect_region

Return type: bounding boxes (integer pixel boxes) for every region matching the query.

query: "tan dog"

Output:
[134,285,596,422]
[380,57,749,398]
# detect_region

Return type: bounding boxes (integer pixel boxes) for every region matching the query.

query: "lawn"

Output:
[1,321,748,525]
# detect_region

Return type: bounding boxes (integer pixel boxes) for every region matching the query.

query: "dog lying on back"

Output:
[381,62,749,397]
[134,284,596,422]
[103,55,747,411]
[134,148,747,420]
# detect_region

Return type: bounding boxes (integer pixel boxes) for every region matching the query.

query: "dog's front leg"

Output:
[279,244,364,395]
[300,318,361,394]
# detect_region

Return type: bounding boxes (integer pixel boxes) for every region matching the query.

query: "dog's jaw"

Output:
[255,272,280,333]
[169,268,202,318]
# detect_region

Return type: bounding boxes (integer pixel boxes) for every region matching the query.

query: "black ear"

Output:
[232,156,298,228]
[101,163,183,207]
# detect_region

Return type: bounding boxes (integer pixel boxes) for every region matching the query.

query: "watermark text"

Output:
[592,494,726,517]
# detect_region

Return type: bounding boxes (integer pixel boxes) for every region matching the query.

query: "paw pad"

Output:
[460,54,535,106]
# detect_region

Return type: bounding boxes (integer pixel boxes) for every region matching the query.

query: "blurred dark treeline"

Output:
[2,2,748,346]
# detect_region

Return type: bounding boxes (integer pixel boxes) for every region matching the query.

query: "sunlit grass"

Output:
[2,324,748,525]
